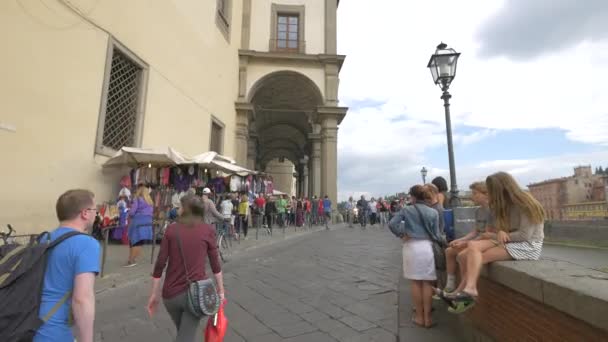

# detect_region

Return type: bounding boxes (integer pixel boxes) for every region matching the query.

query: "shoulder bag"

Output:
[413,204,448,271]
[175,226,221,317]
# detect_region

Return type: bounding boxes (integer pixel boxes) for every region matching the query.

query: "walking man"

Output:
[323,195,332,229]
[35,189,100,342]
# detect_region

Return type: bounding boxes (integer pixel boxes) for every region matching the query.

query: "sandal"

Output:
[451,292,477,302]
[411,316,425,328]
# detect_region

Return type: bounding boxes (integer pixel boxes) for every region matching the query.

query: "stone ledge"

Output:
[482,259,608,332]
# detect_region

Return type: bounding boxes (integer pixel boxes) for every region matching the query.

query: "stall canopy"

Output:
[103,147,256,176]
[189,151,235,165]
[103,147,188,168]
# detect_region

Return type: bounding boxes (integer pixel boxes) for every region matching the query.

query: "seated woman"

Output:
[442,181,494,293]
[441,171,545,313]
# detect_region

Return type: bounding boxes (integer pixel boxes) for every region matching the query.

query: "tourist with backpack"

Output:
[0,190,100,342]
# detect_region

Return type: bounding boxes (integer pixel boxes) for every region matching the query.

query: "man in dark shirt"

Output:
[265,196,277,230]
[356,195,369,227]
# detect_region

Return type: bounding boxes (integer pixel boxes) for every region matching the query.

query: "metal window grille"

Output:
[210,122,223,153]
[101,50,143,151]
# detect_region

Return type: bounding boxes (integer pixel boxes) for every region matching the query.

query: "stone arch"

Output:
[248,70,325,197]
[247,70,324,106]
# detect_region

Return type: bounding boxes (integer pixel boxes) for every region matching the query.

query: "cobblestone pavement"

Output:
[94,225,404,341]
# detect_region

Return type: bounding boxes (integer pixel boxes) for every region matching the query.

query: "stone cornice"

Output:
[317,106,348,125]
[239,50,346,71]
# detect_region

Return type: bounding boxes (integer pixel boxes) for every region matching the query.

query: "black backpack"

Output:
[0,231,85,342]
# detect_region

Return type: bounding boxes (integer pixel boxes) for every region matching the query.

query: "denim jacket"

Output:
[388,204,440,240]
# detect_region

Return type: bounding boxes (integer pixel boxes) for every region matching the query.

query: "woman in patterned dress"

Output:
[444,171,545,313]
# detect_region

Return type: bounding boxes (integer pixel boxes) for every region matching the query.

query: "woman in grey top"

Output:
[443,172,545,313]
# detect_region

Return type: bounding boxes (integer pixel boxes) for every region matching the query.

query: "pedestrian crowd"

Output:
[0,184,334,342]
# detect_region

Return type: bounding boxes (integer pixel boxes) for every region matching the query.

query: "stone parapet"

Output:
[460,260,608,341]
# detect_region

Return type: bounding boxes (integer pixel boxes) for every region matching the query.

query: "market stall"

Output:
[98,147,274,242]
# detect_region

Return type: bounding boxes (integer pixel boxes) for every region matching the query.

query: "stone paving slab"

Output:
[397,270,465,342]
[93,225,465,341]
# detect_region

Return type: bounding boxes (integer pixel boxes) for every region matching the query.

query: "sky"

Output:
[335,0,608,201]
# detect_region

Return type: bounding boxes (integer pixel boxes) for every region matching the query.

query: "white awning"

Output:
[102,147,188,168]
[188,152,235,165]
[210,160,257,176]
[103,148,256,176]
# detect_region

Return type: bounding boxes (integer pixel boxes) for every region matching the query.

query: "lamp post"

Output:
[420,167,428,184]
[427,42,461,208]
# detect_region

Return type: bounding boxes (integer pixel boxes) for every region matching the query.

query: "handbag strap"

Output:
[174,225,193,283]
[412,204,440,243]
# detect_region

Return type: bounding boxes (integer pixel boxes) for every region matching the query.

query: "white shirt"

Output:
[369,201,378,213]
[220,199,234,218]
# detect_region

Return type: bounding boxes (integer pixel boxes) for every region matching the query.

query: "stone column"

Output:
[320,117,338,205]
[318,106,348,214]
[309,133,322,198]
[247,132,257,171]
[234,102,252,167]
[302,164,309,198]
[325,0,337,54]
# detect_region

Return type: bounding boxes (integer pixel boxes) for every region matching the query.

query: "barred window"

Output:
[96,40,147,156]
[210,119,224,153]
[216,0,231,41]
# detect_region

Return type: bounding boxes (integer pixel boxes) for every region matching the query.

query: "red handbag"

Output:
[204,299,228,342]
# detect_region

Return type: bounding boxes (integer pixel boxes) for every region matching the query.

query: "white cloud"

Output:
[334,0,608,200]
[337,0,608,144]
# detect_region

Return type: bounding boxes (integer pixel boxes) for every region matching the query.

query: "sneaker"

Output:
[122,262,137,268]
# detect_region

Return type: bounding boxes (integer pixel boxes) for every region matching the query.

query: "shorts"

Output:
[130,240,145,247]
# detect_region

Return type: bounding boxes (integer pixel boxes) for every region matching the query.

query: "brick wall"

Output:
[463,277,608,341]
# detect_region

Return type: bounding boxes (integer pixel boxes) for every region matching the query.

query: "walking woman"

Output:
[389,185,440,328]
[445,172,545,313]
[125,184,154,267]
[238,194,250,240]
[147,195,225,341]
[296,198,304,227]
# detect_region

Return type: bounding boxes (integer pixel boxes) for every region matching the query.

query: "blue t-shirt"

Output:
[34,227,100,342]
[323,199,332,212]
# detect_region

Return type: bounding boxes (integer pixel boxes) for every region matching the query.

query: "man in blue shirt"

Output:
[323,195,332,229]
[35,189,100,342]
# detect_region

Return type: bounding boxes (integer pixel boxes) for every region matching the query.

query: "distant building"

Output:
[528,178,567,220]
[528,166,607,221]
[562,201,608,221]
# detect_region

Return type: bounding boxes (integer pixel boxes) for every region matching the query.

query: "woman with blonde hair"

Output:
[125,184,154,267]
[444,172,545,313]
[441,181,494,294]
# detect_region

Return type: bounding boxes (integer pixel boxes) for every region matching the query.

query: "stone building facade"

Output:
[0,0,346,232]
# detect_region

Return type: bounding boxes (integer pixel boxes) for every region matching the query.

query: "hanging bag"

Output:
[175,227,221,317]
[413,204,448,271]
[204,299,228,342]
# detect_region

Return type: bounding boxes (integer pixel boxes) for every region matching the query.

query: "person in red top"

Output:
[304,197,312,226]
[317,197,325,225]
[147,195,225,342]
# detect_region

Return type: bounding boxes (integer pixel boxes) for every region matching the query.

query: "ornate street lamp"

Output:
[428,42,461,207]
[420,167,428,184]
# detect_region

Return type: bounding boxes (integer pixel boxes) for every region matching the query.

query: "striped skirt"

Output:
[505,241,543,260]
